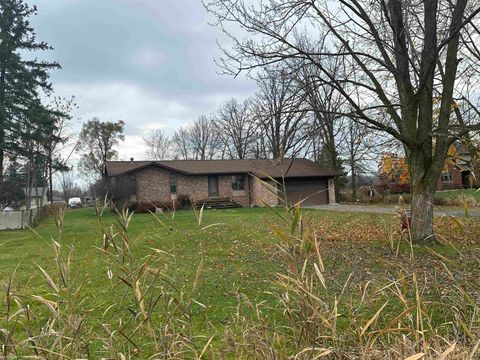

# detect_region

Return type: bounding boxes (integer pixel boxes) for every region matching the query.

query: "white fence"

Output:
[0,207,44,231]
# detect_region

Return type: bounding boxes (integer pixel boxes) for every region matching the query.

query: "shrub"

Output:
[177,194,192,209]
[45,202,66,215]
[135,200,180,213]
[127,201,137,212]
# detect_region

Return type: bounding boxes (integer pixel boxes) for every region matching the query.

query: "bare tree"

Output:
[172,126,191,160]
[340,119,382,198]
[172,116,222,160]
[44,96,77,204]
[205,0,480,242]
[253,67,308,159]
[59,171,81,202]
[189,115,221,160]
[143,129,172,160]
[250,131,269,159]
[214,98,257,159]
[293,56,348,201]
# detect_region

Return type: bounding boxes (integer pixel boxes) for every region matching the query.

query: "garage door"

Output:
[285,178,329,205]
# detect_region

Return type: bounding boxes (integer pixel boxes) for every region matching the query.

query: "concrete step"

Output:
[194,198,242,209]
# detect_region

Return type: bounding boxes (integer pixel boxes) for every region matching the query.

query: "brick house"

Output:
[104,158,339,207]
[381,143,478,193]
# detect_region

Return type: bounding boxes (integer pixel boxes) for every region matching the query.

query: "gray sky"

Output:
[28,0,255,161]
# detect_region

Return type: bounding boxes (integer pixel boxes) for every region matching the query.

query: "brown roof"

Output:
[105,158,339,179]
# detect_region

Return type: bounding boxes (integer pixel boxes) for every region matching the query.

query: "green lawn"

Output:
[0,208,284,324]
[1,206,479,356]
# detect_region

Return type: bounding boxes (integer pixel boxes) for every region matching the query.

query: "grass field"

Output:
[1,206,480,357]
[0,208,283,324]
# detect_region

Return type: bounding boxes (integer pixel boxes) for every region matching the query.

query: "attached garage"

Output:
[284,178,329,205]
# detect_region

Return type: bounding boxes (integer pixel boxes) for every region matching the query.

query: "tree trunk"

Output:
[25,164,32,211]
[49,150,53,204]
[0,68,6,192]
[409,158,438,243]
[0,125,4,191]
[410,183,436,243]
[351,164,357,199]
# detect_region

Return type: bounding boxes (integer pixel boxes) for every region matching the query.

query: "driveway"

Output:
[307,204,480,218]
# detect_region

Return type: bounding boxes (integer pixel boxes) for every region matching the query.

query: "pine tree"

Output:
[0,0,60,190]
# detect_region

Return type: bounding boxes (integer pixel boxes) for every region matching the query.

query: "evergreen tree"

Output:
[0,0,60,189]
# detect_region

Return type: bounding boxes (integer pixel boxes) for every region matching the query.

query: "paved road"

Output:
[307,204,480,218]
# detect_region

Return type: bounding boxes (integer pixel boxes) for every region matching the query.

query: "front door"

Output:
[208,176,219,197]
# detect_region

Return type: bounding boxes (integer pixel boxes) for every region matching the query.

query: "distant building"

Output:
[22,187,48,208]
[380,143,478,193]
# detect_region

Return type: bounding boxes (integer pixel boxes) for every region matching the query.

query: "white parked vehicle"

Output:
[68,197,82,208]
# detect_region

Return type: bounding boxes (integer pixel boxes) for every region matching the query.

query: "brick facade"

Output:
[436,162,464,190]
[123,166,333,207]
[250,177,278,206]
[134,167,252,205]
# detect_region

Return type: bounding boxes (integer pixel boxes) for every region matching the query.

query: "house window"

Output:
[170,173,177,194]
[441,172,453,182]
[232,175,246,190]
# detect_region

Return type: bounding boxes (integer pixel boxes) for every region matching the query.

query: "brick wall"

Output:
[437,163,464,190]
[178,175,209,201]
[134,166,250,205]
[136,167,172,202]
[250,177,278,206]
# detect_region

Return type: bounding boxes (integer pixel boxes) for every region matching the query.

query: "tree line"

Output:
[143,66,380,192]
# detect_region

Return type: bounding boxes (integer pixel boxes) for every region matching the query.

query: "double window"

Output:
[441,172,453,183]
[232,175,246,190]
[170,173,177,194]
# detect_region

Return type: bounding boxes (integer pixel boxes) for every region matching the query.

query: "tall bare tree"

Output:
[295,57,347,199]
[215,98,257,159]
[253,67,308,159]
[340,119,381,198]
[143,129,172,160]
[172,126,191,160]
[189,115,221,160]
[172,116,222,160]
[59,171,81,202]
[206,0,480,242]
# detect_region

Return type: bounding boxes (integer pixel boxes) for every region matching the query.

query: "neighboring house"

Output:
[22,187,48,209]
[381,143,478,193]
[437,143,478,190]
[105,158,339,207]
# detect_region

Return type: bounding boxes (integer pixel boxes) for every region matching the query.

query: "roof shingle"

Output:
[105,158,340,179]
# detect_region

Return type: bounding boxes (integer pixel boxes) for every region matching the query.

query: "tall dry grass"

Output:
[226,205,480,358]
[1,187,479,359]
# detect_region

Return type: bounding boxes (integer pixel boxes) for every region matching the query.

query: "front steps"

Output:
[194,197,241,210]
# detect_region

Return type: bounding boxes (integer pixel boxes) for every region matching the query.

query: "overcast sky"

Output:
[28,0,255,161]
